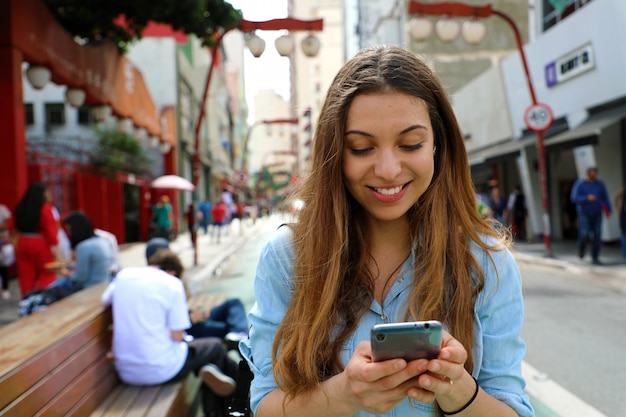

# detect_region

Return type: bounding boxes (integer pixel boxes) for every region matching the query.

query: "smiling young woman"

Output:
[241,46,533,417]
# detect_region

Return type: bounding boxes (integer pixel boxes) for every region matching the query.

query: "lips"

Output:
[368,182,410,202]
[373,185,404,195]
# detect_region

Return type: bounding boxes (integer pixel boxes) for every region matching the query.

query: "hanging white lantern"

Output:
[159,142,172,154]
[461,19,487,45]
[25,65,51,90]
[134,127,148,143]
[246,33,266,58]
[92,105,112,122]
[65,87,86,108]
[301,33,321,57]
[117,118,133,134]
[409,16,433,41]
[435,17,461,43]
[148,136,160,149]
[275,34,294,57]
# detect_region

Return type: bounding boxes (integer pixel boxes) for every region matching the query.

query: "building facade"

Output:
[354,0,623,243]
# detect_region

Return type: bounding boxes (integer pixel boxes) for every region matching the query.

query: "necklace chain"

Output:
[379,254,409,322]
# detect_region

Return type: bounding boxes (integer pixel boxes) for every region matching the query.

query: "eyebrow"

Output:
[345,124,428,137]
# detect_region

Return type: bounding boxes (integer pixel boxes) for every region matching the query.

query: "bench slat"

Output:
[123,385,162,417]
[66,368,120,417]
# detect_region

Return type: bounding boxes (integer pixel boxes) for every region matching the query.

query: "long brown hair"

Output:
[273,46,509,402]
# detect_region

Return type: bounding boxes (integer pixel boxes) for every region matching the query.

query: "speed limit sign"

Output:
[524,102,554,132]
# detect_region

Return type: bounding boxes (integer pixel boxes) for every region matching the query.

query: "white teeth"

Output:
[374,185,403,195]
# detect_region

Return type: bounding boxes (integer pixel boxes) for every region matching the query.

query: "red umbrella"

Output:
[151,175,195,191]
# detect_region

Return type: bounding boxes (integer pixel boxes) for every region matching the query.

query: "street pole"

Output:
[191,17,323,265]
[408,1,554,256]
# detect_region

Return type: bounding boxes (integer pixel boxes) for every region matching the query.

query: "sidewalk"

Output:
[512,238,626,294]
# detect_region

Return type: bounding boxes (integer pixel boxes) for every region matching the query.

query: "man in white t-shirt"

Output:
[102,249,238,416]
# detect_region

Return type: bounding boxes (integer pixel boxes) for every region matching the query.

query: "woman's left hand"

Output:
[408,330,478,410]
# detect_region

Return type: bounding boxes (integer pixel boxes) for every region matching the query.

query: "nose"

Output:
[373,148,402,180]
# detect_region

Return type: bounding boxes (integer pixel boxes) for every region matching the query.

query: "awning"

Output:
[545,104,626,151]
[9,0,162,137]
[467,135,536,166]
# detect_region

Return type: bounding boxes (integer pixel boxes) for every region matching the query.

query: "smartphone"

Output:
[370,320,443,362]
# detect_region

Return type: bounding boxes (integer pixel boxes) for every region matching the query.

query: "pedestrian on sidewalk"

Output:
[570,166,612,265]
[614,187,626,257]
[185,202,197,247]
[488,186,507,223]
[198,199,213,234]
[210,199,228,244]
[506,185,527,240]
[151,195,173,241]
[242,46,532,417]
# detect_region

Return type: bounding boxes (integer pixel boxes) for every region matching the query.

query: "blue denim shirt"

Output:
[240,226,533,417]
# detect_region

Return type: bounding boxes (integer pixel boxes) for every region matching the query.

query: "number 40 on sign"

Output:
[524,102,554,133]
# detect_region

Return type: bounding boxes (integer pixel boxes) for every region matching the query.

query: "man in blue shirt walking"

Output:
[570,166,612,265]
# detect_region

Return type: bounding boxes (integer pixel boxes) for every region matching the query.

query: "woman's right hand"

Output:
[339,341,430,414]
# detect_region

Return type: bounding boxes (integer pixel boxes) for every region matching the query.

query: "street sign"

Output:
[234,170,250,186]
[524,102,554,132]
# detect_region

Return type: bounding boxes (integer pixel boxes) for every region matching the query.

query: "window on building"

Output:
[77,105,93,125]
[45,103,65,126]
[24,103,34,125]
[542,0,593,32]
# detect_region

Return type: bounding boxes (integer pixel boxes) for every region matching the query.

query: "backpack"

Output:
[18,282,82,317]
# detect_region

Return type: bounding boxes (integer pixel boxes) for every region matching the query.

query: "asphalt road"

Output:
[520,260,626,417]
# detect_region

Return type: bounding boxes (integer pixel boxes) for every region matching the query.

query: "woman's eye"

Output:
[400,143,423,151]
[348,147,372,155]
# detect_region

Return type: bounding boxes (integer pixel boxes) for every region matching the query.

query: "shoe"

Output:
[225,331,248,343]
[200,364,236,396]
[592,259,602,265]
[1,290,10,300]
[224,331,248,351]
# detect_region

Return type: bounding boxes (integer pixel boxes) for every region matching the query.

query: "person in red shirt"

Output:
[13,182,61,296]
[210,199,228,244]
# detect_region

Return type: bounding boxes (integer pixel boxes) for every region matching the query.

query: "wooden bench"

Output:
[0,282,226,417]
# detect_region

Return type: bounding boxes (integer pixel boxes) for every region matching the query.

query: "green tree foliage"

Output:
[42,0,242,51]
[90,127,154,176]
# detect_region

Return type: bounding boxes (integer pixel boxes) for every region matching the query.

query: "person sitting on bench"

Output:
[145,238,249,344]
[102,248,239,417]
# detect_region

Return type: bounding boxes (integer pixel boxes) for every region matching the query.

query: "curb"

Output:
[513,252,626,295]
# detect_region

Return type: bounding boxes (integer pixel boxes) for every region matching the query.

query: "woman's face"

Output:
[343,90,435,224]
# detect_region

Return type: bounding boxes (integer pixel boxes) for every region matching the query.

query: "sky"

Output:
[227,0,291,119]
